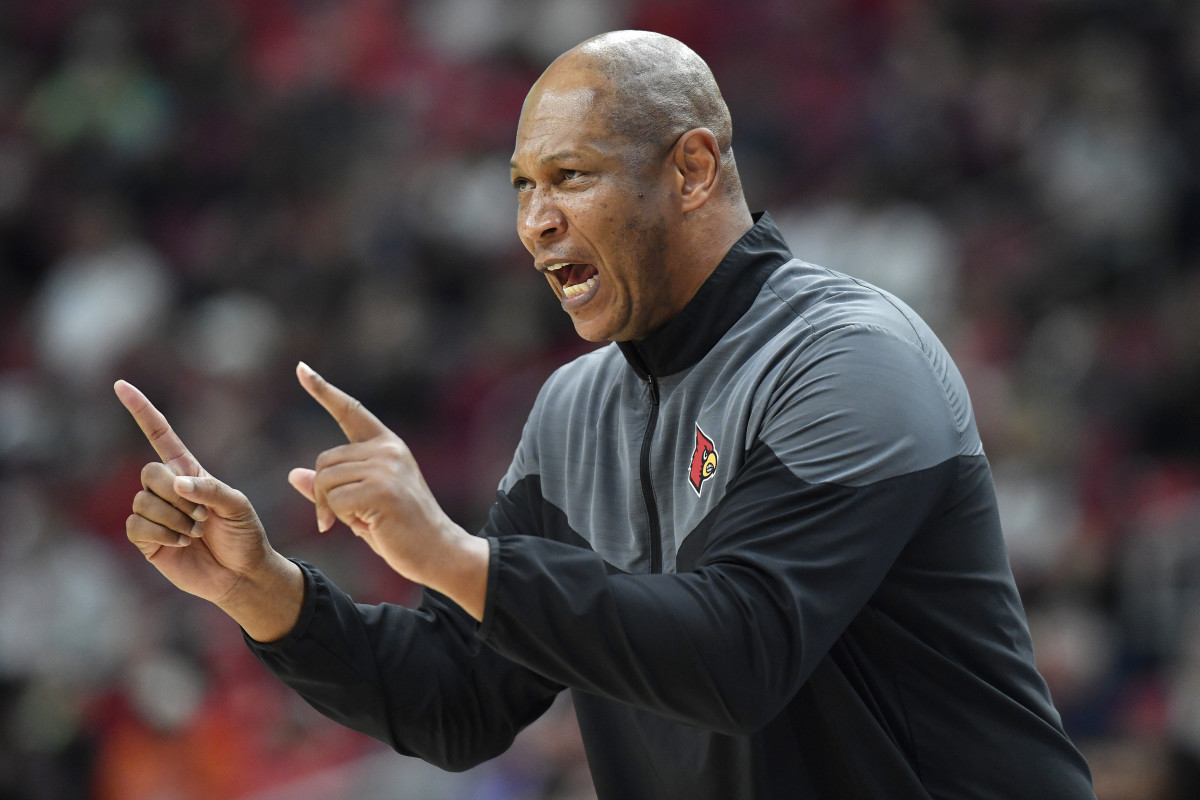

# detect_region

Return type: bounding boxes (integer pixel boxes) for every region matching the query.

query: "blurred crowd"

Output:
[0,0,1197,798]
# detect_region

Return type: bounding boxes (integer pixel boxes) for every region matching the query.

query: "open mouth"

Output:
[545,262,599,300]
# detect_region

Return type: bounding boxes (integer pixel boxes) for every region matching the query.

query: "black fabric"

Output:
[480,442,958,731]
[478,447,1093,799]
[247,561,561,772]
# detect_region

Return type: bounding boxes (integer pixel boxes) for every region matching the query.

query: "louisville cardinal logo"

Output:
[688,423,719,497]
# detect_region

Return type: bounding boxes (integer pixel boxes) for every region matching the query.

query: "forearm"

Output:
[480,536,795,734]
[218,550,306,642]
[478,451,957,733]
[246,561,562,770]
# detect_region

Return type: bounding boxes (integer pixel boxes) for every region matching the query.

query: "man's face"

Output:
[510,66,681,343]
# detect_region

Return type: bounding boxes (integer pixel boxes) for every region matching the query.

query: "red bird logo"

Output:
[688,424,719,497]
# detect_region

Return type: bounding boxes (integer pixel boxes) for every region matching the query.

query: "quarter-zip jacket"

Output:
[249,214,1095,799]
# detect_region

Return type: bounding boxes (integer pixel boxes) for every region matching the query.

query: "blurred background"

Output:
[0,0,1198,797]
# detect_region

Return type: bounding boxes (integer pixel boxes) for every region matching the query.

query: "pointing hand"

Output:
[115,380,271,604]
[289,362,475,593]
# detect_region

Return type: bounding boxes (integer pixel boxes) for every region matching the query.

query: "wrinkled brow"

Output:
[510,147,599,171]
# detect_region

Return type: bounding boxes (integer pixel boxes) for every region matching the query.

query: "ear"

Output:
[672,128,721,213]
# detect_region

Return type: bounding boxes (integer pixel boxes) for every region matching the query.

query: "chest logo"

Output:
[688,424,719,497]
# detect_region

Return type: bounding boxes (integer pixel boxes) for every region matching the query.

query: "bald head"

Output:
[542,31,743,201]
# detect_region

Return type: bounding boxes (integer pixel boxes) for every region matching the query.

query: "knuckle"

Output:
[382,439,410,461]
[315,446,349,470]
[147,420,172,445]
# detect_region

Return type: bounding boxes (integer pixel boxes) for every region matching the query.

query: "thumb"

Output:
[174,475,254,521]
[287,468,316,502]
[286,467,335,533]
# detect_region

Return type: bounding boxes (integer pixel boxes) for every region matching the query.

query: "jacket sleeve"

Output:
[245,559,563,771]
[475,325,969,735]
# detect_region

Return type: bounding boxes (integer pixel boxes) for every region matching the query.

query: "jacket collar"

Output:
[616,212,792,379]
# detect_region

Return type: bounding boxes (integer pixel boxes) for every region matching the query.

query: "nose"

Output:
[518,189,566,246]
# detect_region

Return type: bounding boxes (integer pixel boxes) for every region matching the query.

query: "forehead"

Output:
[512,68,618,165]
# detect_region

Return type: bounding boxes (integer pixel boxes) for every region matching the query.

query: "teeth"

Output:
[546,262,569,272]
[563,277,597,298]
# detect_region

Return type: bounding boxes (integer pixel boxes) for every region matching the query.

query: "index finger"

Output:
[114,380,203,476]
[296,362,390,443]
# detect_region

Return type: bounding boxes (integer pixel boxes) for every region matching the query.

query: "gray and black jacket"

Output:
[249,214,1095,799]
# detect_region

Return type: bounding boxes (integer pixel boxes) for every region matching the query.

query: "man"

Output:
[119,30,1095,799]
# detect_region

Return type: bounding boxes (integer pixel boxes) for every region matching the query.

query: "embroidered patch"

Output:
[688,423,719,497]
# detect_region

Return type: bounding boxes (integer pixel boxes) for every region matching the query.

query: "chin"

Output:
[568,312,613,343]
[571,324,613,343]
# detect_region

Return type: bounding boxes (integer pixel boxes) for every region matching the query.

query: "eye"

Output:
[512,176,532,192]
[561,169,584,181]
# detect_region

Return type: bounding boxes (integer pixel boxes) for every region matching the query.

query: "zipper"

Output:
[640,375,663,573]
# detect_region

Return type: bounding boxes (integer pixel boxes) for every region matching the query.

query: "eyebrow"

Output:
[509,149,596,170]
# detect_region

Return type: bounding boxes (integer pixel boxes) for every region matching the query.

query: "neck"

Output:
[677,202,755,291]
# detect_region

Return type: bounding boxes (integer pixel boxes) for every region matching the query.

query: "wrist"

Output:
[418,523,490,622]
[218,551,305,643]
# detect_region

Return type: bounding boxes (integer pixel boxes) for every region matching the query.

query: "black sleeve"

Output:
[474,323,976,736]
[245,559,563,771]
[476,441,957,736]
